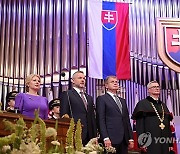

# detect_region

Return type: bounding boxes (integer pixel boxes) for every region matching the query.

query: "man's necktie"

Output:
[114,95,122,113]
[80,92,88,110]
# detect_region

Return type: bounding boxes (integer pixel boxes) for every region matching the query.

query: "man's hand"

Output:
[104,139,112,147]
[128,140,134,149]
[61,114,69,118]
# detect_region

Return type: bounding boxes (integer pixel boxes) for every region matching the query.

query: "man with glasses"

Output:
[96,76,134,154]
[132,81,173,154]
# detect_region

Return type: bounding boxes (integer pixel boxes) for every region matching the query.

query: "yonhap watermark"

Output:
[154,137,179,144]
[138,132,179,147]
[138,132,152,147]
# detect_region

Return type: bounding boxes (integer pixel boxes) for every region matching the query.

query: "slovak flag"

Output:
[166,91,178,154]
[88,0,130,79]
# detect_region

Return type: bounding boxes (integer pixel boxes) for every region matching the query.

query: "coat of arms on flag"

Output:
[101,10,118,30]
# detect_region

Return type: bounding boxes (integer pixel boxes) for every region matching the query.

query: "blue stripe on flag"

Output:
[102,2,116,79]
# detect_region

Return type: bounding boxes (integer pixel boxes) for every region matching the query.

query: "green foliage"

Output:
[47,142,64,154]
[0,110,64,154]
[47,119,64,154]
[30,123,39,142]
[0,114,106,154]
[59,140,65,153]
[3,119,15,132]
[0,102,2,113]
[65,118,104,154]
[0,133,16,149]
[34,109,46,154]
[74,119,83,152]
[13,118,27,150]
[66,118,75,154]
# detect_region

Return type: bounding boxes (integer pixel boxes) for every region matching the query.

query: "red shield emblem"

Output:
[101,10,118,30]
[164,27,180,65]
[156,18,180,73]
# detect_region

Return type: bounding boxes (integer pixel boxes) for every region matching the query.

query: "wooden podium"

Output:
[0,112,70,145]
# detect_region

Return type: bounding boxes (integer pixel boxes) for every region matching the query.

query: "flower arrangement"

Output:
[0,110,64,154]
[65,119,116,154]
[0,111,116,154]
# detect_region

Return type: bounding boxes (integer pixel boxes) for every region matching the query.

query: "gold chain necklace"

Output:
[150,102,165,130]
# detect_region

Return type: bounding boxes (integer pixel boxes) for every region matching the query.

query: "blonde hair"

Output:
[25,74,41,92]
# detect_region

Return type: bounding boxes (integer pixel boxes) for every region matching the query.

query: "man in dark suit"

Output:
[96,76,134,154]
[60,71,97,145]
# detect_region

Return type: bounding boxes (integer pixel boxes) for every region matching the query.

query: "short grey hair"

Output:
[104,76,117,84]
[147,80,158,89]
[72,71,84,79]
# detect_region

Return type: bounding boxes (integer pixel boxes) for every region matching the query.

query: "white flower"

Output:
[51,140,60,146]
[87,138,98,145]
[89,151,97,154]
[75,151,85,154]
[81,137,104,153]
[11,141,41,154]
[45,127,57,138]
[2,145,11,152]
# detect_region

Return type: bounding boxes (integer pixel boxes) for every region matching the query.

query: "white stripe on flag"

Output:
[167,92,173,113]
[88,0,103,79]
[166,92,174,125]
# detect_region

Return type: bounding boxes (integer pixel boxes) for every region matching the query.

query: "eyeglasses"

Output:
[149,86,160,89]
[107,80,118,84]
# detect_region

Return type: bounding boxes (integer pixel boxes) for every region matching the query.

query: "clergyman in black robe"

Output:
[132,81,173,154]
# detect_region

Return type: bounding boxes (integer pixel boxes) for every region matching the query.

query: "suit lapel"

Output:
[106,93,122,114]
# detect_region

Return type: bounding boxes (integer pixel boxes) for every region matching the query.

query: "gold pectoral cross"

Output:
[159,123,165,130]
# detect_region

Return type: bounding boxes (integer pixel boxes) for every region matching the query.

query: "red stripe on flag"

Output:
[171,125,178,154]
[116,3,130,79]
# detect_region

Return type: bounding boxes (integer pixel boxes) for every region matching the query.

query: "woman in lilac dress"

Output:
[15,74,48,120]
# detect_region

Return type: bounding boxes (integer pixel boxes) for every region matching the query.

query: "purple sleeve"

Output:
[14,93,24,113]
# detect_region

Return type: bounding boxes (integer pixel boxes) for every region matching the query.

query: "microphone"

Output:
[66,91,73,118]
[14,107,19,114]
[61,72,65,77]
